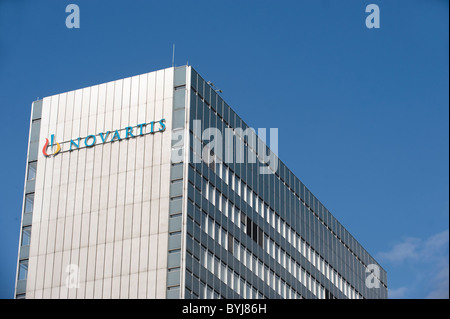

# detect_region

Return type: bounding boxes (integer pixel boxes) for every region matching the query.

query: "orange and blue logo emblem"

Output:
[42,134,61,157]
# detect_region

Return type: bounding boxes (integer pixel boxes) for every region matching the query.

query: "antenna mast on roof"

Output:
[172,44,175,67]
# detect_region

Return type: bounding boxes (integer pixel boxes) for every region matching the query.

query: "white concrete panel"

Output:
[77,247,88,298]
[99,176,110,212]
[118,141,128,174]
[105,206,116,244]
[49,95,59,136]
[139,236,149,272]
[79,213,90,248]
[59,250,71,299]
[105,81,115,114]
[97,210,107,245]
[43,253,55,290]
[111,276,120,299]
[80,88,91,137]
[95,243,105,280]
[62,215,74,251]
[81,87,91,120]
[138,74,148,108]
[65,182,76,218]
[46,219,57,253]
[26,255,38,292]
[93,279,103,299]
[86,245,97,282]
[56,93,67,141]
[40,97,52,137]
[91,176,101,213]
[37,215,48,256]
[122,77,131,108]
[152,131,162,167]
[64,91,75,140]
[104,241,114,279]
[150,164,161,200]
[156,268,167,299]
[34,254,46,291]
[100,142,112,177]
[85,280,94,299]
[120,274,130,298]
[114,205,124,243]
[121,106,130,131]
[149,201,159,236]
[155,70,165,102]
[135,137,145,170]
[123,204,133,240]
[50,287,60,299]
[43,288,52,299]
[129,273,138,299]
[159,163,171,199]
[125,168,135,206]
[130,237,140,274]
[112,242,123,278]
[102,277,112,299]
[116,172,127,207]
[140,201,151,237]
[138,269,148,299]
[113,80,123,128]
[130,75,140,107]
[107,172,118,205]
[142,162,152,202]
[97,83,107,119]
[143,133,154,169]
[164,67,174,100]
[28,220,41,258]
[133,168,143,205]
[154,99,163,125]
[132,202,141,239]
[121,238,131,278]
[34,289,43,299]
[148,234,158,270]
[52,251,63,290]
[89,85,99,118]
[54,217,65,253]
[156,232,168,270]
[147,269,157,298]
[71,214,82,250]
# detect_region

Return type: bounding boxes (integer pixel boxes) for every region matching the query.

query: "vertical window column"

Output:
[16,99,42,299]
[167,66,187,299]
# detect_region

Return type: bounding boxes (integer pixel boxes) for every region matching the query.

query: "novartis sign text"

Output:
[43,119,166,157]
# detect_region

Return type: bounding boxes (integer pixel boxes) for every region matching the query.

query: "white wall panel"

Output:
[26,67,175,298]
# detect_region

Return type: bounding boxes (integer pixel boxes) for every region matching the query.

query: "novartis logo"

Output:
[42,119,166,157]
[42,135,61,157]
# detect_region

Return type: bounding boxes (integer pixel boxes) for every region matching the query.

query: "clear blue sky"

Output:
[0,0,448,299]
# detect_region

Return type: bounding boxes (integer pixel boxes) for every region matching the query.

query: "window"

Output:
[228,233,233,254]
[209,184,215,204]
[18,260,28,280]
[24,194,34,214]
[27,161,37,180]
[21,226,31,246]
[224,167,229,185]
[218,193,222,211]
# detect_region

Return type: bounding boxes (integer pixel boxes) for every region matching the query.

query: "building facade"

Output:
[15,65,388,299]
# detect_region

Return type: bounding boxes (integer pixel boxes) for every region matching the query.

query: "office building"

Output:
[15,65,388,299]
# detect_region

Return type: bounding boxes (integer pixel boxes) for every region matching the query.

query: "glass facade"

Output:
[179,66,387,299]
